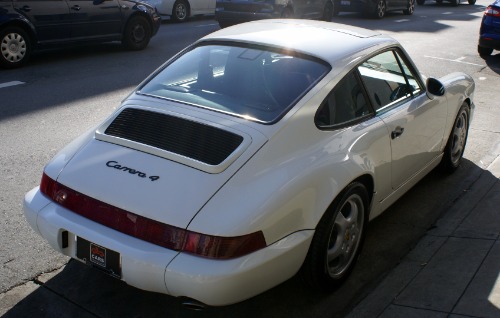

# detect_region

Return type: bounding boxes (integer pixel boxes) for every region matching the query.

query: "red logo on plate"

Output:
[90,243,106,267]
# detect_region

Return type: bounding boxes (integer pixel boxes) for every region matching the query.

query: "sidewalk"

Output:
[347,156,500,318]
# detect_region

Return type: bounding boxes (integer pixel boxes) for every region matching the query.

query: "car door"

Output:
[357,49,447,190]
[68,0,123,40]
[12,0,71,43]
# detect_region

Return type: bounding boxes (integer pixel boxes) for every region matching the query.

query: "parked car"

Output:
[215,0,335,28]
[141,0,215,22]
[416,0,475,5]
[335,0,416,19]
[24,19,474,307]
[0,0,161,68]
[478,0,500,56]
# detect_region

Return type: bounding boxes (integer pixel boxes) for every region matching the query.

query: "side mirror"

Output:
[426,77,445,97]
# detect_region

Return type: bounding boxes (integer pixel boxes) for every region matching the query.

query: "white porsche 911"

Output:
[24,19,474,307]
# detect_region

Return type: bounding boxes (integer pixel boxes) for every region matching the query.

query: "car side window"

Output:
[358,50,421,112]
[315,71,371,128]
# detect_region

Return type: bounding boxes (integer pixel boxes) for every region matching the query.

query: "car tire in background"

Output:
[122,16,152,50]
[452,0,460,6]
[300,182,369,290]
[0,26,31,69]
[440,103,470,173]
[416,0,425,4]
[172,0,189,22]
[323,1,334,21]
[403,0,415,15]
[468,0,476,4]
[371,0,387,19]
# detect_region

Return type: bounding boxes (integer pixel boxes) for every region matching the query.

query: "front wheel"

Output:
[0,27,31,69]
[122,16,152,50]
[403,0,415,15]
[172,0,189,22]
[440,103,469,173]
[300,182,369,290]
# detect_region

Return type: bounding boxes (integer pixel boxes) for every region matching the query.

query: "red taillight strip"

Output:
[40,173,266,259]
[485,6,500,17]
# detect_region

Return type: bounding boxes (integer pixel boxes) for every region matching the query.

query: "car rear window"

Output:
[139,43,330,123]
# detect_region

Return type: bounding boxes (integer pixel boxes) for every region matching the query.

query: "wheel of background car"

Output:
[451,0,460,6]
[373,0,386,19]
[416,0,425,5]
[300,182,369,290]
[478,45,493,56]
[468,0,476,4]
[440,103,469,173]
[436,0,443,3]
[403,0,415,15]
[323,1,334,21]
[0,26,31,69]
[281,7,294,18]
[172,0,189,22]
[122,16,152,50]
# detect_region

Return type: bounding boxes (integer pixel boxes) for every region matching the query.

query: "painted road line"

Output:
[0,81,25,89]
[424,55,484,67]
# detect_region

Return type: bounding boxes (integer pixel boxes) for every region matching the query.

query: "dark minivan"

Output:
[0,0,161,68]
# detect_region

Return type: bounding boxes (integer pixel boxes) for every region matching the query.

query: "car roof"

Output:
[199,19,398,64]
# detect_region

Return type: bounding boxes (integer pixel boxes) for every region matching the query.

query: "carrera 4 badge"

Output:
[106,161,160,181]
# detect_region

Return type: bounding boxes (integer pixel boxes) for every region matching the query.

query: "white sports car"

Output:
[24,20,474,307]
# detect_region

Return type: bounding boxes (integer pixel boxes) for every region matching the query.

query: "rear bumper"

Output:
[479,36,500,50]
[24,187,313,306]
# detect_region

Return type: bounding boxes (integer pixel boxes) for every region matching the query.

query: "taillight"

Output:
[39,173,266,259]
[485,6,500,17]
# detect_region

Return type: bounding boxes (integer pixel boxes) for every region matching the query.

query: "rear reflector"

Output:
[40,173,266,259]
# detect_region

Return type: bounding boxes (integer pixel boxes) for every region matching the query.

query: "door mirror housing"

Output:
[426,77,445,97]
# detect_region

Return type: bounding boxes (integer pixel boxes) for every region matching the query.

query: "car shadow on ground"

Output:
[2,158,494,318]
[481,53,500,74]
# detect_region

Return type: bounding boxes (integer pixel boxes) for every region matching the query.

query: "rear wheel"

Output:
[0,26,31,69]
[301,182,369,290]
[478,45,493,56]
[122,16,151,50]
[172,0,189,22]
[440,103,469,173]
[323,1,334,21]
[373,0,386,19]
[468,0,476,4]
[403,0,415,15]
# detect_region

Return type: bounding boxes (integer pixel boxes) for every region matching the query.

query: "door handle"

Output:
[71,5,81,11]
[391,126,404,139]
[20,5,31,12]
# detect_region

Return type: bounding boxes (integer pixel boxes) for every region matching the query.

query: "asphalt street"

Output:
[0,1,499,317]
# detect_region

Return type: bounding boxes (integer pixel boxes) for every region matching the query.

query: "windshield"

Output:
[139,43,330,123]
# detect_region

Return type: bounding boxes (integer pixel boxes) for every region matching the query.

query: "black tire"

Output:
[323,1,334,21]
[281,7,294,18]
[372,0,386,19]
[436,0,443,3]
[468,0,476,3]
[451,0,460,6]
[478,45,493,56]
[440,103,469,173]
[403,0,415,15]
[172,0,189,22]
[416,0,425,4]
[0,26,31,69]
[122,16,152,51]
[300,182,369,290]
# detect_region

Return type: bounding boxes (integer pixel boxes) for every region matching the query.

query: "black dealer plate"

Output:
[76,237,121,279]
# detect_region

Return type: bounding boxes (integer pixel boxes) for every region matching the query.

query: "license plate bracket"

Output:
[76,237,121,279]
